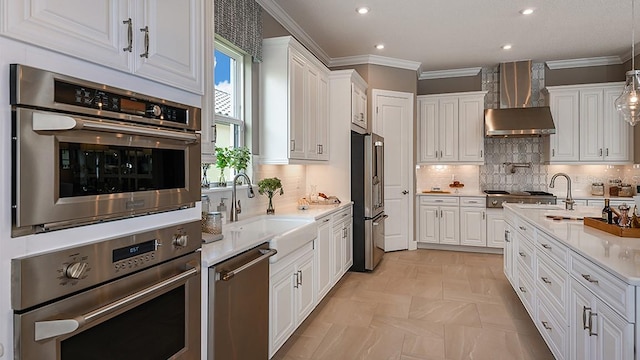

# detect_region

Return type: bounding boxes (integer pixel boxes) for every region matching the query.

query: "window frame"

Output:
[214,38,245,147]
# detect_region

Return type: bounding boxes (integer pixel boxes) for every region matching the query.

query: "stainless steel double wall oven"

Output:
[10,64,201,236]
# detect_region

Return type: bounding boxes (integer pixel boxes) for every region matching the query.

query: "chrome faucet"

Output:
[549,172,574,210]
[229,173,255,222]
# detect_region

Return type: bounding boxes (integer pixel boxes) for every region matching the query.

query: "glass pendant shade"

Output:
[616,70,640,126]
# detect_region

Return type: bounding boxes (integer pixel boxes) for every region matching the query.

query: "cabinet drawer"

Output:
[515,234,535,276]
[420,196,459,206]
[331,207,352,223]
[460,197,485,207]
[536,231,568,268]
[515,218,535,240]
[570,253,634,321]
[537,299,568,360]
[536,252,569,318]
[516,268,536,318]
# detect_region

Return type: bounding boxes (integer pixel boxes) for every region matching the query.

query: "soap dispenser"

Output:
[217,198,227,223]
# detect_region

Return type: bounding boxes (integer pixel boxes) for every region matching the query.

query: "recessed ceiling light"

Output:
[375,44,385,50]
[356,7,370,15]
[502,44,513,50]
[520,8,534,15]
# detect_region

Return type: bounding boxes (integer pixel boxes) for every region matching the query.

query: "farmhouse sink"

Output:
[225,215,317,263]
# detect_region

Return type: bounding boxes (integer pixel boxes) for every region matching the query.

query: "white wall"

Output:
[0,36,203,358]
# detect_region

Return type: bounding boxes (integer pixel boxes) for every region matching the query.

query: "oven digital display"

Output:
[113,239,157,262]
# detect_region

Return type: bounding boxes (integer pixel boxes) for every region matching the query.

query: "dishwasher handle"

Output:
[218,248,277,281]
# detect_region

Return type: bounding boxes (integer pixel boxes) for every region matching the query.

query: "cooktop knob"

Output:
[147,104,162,117]
[491,200,498,206]
[64,262,89,280]
[173,234,188,247]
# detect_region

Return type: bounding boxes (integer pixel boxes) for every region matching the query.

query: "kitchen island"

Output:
[503,203,638,360]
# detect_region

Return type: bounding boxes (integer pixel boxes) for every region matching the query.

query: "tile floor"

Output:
[272,249,555,360]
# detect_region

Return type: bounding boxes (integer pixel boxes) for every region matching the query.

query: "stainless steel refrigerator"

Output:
[351,131,386,271]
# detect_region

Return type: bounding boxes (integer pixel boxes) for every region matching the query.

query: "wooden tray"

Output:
[583,217,640,237]
[421,190,451,194]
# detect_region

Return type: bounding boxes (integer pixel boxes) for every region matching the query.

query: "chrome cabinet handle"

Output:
[293,272,299,288]
[482,211,485,220]
[212,124,217,144]
[599,148,603,156]
[218,249,277,281]
[582,306,591,330]
[298,270,303,286]
[322,218,330,223]
[402,190,409,195]
[291,140,295,151]
[435,200,443,203]
[440,210,443,217]
[519,226,526,231]
[581,274,599,284]
[519,286,526,293]
[519,252,526,257]
[552,148,555,157]
[541,243,552,250]
[480,150,483,158]
[541,277,551,284]
[589,312,597,336]
[139,26,149,58]
[606,148,609,156]
[504,230,510,242]
[34,260,200,341]
[122,18,133,52]
[541,321,552,331]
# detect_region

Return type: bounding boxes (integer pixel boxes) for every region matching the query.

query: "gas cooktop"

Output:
[483,190,554,196]
[483,190,557,208]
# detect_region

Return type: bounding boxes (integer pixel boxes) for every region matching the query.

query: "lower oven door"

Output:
[14,252,201,360]
[12,108,201,236]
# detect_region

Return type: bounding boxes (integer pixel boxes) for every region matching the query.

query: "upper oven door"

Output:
[14,252,201,360]
[12,108,201,236]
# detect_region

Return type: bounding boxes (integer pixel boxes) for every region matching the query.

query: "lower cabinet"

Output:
[459,197,486,247]
[418,196,460,244]
[270,243,315,357]
[505,207,636,360]
[486,208,505,248]
[315,216,333,301]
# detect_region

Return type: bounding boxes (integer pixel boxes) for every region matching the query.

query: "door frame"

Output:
[371,89,416,251]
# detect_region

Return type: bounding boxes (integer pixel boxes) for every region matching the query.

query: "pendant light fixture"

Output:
[616,0,640,126]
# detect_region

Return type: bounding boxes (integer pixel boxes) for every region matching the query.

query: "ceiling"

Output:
[257,0,639,75]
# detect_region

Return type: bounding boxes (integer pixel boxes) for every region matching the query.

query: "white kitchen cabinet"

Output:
[417,91,486,164]
[503,224,515,284]
[547,83,630,164]
[486,208,506,248]
[341,215,353,274]
[331,207,352,281]
[270,243,316,356]
[570,279,634,360]
[459,197,486,247]
[260,36,330,164]
[1,0,203,93]
[417,197,459,245]
[351,78,368,132]
[315,215,333,302]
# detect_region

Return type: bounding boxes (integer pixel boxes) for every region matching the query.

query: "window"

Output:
[208,39,247,184]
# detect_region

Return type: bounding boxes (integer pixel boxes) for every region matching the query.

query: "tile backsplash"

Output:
[480,137,548,192]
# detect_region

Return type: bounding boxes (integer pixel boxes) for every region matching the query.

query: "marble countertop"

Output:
[505,203,640,285]
[201,203,351,267]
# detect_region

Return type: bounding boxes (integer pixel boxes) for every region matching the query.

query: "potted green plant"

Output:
[257,177,284,214]
[230,146,251,183]
[214,146,231,187]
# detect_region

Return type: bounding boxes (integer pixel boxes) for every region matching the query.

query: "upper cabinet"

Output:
[547,83,631,164]
[1,0,203,94]
[260,36,330,164]
[351,76,368,133]
[417,91,487,164]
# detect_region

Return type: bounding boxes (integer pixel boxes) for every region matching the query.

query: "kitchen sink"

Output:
[225,216,317,263]
[515,204,564,210]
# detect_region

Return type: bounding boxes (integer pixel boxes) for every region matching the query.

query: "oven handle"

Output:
[34,260,200,342]
[32,112,199,143]
[218,248,277,281]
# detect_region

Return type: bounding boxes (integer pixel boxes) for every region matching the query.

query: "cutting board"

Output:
[421,190,451,194]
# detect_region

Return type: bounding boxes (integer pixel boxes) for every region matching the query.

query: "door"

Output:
[603,85,631,162]
[288,49,307,159]
[460,207,486,247]
[316,217,332,300]
[439,97,459,162]
[418,205,439,244]
[579,89,604,161]
[486,209,506,248]
[439,206,460,245]
[372,90,414,251]
[417,97,439,163]
[548,90,580,162]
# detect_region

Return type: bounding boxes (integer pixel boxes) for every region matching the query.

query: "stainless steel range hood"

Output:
[485,61,556,137]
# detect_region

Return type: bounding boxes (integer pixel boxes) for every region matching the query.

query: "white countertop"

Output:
[201,203,351,267]
[505,203,640,285]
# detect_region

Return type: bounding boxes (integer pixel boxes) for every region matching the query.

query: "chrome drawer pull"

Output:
[541,321,552,331]
[581,274,599,284]
[519,252,526,257]
[519,286,526,293]
[541,243,552,250]
[519,226,526,231]
[541,277,551,284]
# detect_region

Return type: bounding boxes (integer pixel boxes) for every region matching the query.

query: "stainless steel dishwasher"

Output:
[208,242,277,360]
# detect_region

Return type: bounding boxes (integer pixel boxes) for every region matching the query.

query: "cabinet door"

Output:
[595,299,634,360]
[603,86,632,162]
[460,207,486,247]
[486,209,505,248]
[417,98,439,163]
[439,98,459,162]
[579,89,605,162]
[570,280,596,360]
[288,49,307,159]
[134,0,203,93]
[316,217,333,301]
[316,73,330,160]
[305,65,320,159]
[439,206,460,245]
[351,84,367,130]
[296,252,316,325]
[504,225,515,283]
[342,221,353,274]
[331,222,344,281]
[549,90,580,162]
[418,205,439,243]
[2,0,130,71]
[458,95,485,163]
[270,265,296,354]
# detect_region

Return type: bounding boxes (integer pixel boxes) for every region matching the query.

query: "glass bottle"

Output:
[602,198,612,224]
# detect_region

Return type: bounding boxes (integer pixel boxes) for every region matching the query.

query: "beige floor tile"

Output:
[375,302,412,319]
[384,277,444,299]
[309,324,369,360]
[444,324,524,360]
[313,297,377,327]
[409,297,482,328]
[517,332,556,360]
[475,302,538,335]
[402,334,446,359]
[369,315,445,339]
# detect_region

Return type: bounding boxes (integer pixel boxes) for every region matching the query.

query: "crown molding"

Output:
[256,0,331,65]
[418,67,482,80]
[330,54,421,71]
[545,56,623,70]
